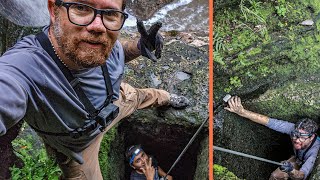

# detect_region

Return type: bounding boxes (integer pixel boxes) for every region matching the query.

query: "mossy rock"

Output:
[214,164,241,180]
[215,0,320,178]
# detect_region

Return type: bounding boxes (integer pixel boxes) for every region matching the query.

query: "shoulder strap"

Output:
[101,64,114,105]
[36,32,74,82]
[35,32,114,115]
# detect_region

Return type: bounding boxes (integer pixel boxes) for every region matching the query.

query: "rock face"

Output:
[215,0,320,179]
[0,0,175,27]
[0,1,49,27]
[127,0,175,20]
[102,31,209,180]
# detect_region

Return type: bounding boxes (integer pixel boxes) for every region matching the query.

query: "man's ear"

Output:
[48,0,57,23]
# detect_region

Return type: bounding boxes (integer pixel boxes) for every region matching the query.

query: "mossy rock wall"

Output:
[101,32,209,180]
[215,0,320,179]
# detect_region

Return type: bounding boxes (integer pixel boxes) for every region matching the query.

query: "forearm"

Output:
[120,39,141,63]
[158,166,172,180]
[237,109,269,126]
[288,169,305,180]
[158,166,166,177]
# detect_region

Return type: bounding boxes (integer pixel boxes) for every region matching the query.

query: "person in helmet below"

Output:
[126,145,173,180]
[225,96,320,180]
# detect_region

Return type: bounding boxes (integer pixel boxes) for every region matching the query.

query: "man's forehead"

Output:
[68,0,122,9]
[134,150,144,160]
[297,129,309,134]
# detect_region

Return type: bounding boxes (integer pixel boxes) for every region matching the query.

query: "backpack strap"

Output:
[32,32,116,138]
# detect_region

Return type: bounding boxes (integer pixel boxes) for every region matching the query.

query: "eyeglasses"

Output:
[55,0,128,31]
[290,130,312,142]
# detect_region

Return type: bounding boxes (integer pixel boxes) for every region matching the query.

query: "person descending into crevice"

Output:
[225,96,320,180]
[126,145,173,180]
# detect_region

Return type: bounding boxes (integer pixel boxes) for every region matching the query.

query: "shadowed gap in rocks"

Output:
[119,121,206,180]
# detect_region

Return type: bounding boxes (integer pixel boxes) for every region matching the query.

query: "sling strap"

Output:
[31,32,117,138]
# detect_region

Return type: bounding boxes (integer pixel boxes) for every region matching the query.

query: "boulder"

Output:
[215,0,320,179]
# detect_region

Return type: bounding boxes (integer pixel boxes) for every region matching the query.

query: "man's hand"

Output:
[280,161,294,173]
[224,96,245,115]
[137,20,164,62]
[140,157,156,180]
[165,175,173,180]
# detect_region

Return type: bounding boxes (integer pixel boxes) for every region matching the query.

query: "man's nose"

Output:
[86,15,106,33]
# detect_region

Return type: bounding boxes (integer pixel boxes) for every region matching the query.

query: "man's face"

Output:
[132,151,149,171]
[291,129,314,150]
[51,0,123,68]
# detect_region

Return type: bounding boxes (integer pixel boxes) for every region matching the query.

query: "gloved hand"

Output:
[137,20,164,62]
[280,161,293,173]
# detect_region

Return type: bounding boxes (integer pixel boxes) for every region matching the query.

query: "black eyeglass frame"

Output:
[55,0,128,31]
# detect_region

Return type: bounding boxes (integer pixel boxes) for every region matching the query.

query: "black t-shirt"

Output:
[130,156,159,180]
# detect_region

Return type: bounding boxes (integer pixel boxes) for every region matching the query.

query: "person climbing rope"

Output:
[225,96,320,180]
[126,145,173,180]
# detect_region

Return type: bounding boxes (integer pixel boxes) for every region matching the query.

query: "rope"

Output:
[164,117,208,179]
[214,146,282,166]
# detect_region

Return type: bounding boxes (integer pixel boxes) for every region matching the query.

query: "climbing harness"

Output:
[164,117,208,179]
[29,32,119,138]
[214,146,282,166]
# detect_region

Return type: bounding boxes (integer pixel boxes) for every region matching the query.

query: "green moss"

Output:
[214,164,241,180]
[247,47,261,56]
[99,127,117,180]
[251,82,320,119]
[301,0,320,15]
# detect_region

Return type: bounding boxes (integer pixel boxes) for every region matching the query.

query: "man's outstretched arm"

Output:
[121,39,141,63]
[224,96,269,125]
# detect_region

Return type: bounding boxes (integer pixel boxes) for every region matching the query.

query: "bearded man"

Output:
[0,0,189,179]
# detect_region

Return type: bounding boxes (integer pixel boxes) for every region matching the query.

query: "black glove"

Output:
[280,161,293,173]
[137,20,164,62]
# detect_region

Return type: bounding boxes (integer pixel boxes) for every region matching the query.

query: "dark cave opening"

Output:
[242,133,294,179]
[119,120,206,180]
[215,131,294,179]
[267,134,294,163]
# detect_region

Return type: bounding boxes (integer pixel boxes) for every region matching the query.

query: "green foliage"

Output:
[10,135,60,180]
[214,32,226,66]
[300,0,320,15]
[239,0,265,24]
[214,164,240,180]
[224,76,243,93]
[316,20,320,32]
[230,76,242,88]
[214,51,226,66]
[275,0,288,17]
[257,65,271,77]
[214,32,226,52]
[99,127,117,180]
